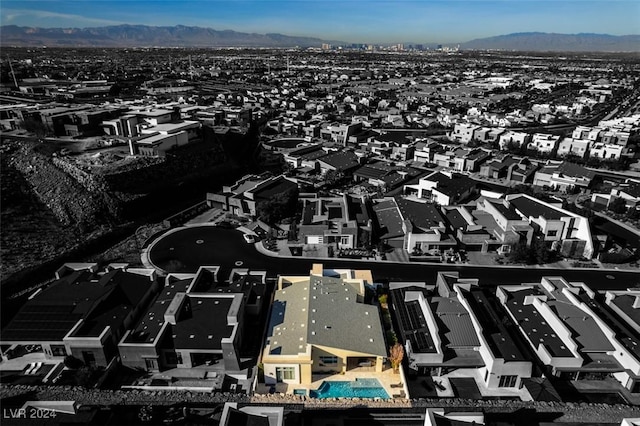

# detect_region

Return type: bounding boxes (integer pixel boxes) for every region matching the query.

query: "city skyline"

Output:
[2,0,639,44]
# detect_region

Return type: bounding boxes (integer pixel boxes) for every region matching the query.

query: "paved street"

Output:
[148,226,640,290]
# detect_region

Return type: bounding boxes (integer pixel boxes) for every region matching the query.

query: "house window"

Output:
[547,230,558,237]
[340,236,350,245]
[499,375,518,388]
[501,245,511,253]
[276,367,296,381]
[50,345,67,357]
[319,356,338,366]
[82,351,96,368]
[165,352,183,365]
[144,358,158,370]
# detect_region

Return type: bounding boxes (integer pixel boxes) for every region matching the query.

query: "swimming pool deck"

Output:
[256,367,406,399]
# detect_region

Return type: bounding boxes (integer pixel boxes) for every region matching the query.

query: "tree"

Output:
[256,187,299,224]
[323,170,345,187]
[532,238,551,264]
[74,365,95,387]
[609,197,627,214]
[64,355,84,369]
[19,118,49,138]
[626,207,640,221]
[506,140,520,153]
[507,241,532,264]
[389,343,404,374]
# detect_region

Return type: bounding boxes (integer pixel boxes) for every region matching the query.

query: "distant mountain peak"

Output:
[461,32,639,52]
[0,24,344,48]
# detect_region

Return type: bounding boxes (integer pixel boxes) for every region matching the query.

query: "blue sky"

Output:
[2,1,639,43]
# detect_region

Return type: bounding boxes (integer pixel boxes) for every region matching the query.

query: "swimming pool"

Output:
[310,378,390,399]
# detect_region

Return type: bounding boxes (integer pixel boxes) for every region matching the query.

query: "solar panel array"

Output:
[2,305,81,341]
[392,288,436,353]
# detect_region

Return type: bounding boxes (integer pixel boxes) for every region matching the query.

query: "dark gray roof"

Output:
[125,278,191,344]
[250,176,298,202]
[426,172,476,199]
[509,195,565,220]
[432,297,481,348]
[618,182,640,198]
[555,161,596,179]
[609,294,640,328]
[395,197,446,231]
[502,288,574,357]
[486,199,522,221]
[443,208,469,230]
[318,151,360,171]
[578,293,640,360]
[461,288,527,361]
[548,300,614,352]
[171,296,236,350]
[373,198,404,239]
[2,269,154,342]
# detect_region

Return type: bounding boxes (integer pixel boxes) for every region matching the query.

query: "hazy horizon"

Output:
[2,0,639,44]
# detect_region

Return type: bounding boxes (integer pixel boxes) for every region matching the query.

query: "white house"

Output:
[589,143,623,160]
[498,131,529,151]
[556,138,590,159]
[529,133,560,153]
[449,123,480,144]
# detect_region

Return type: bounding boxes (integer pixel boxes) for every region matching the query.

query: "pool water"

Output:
[310,378,390,399]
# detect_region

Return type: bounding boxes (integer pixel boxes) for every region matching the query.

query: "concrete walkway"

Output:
[385,248,410,263]
[185,207,226,225]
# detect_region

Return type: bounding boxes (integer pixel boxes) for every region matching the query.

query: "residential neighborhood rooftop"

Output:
[509,195,564,220]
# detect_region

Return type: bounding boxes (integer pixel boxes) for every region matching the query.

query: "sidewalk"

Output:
[254,241,638,272]
[385,248,410,263]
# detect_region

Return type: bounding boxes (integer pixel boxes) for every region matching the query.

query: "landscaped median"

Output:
[2,384,640,423]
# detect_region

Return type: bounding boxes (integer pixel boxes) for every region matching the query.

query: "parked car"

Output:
[243,234,256,244]
[253,227,267,239]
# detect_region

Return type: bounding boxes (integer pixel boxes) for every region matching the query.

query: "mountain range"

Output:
[461,32,640,52]
[0,25,343,48]
[1,25,638,52]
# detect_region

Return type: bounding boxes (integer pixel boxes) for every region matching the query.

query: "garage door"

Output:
[306,236,323,244]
